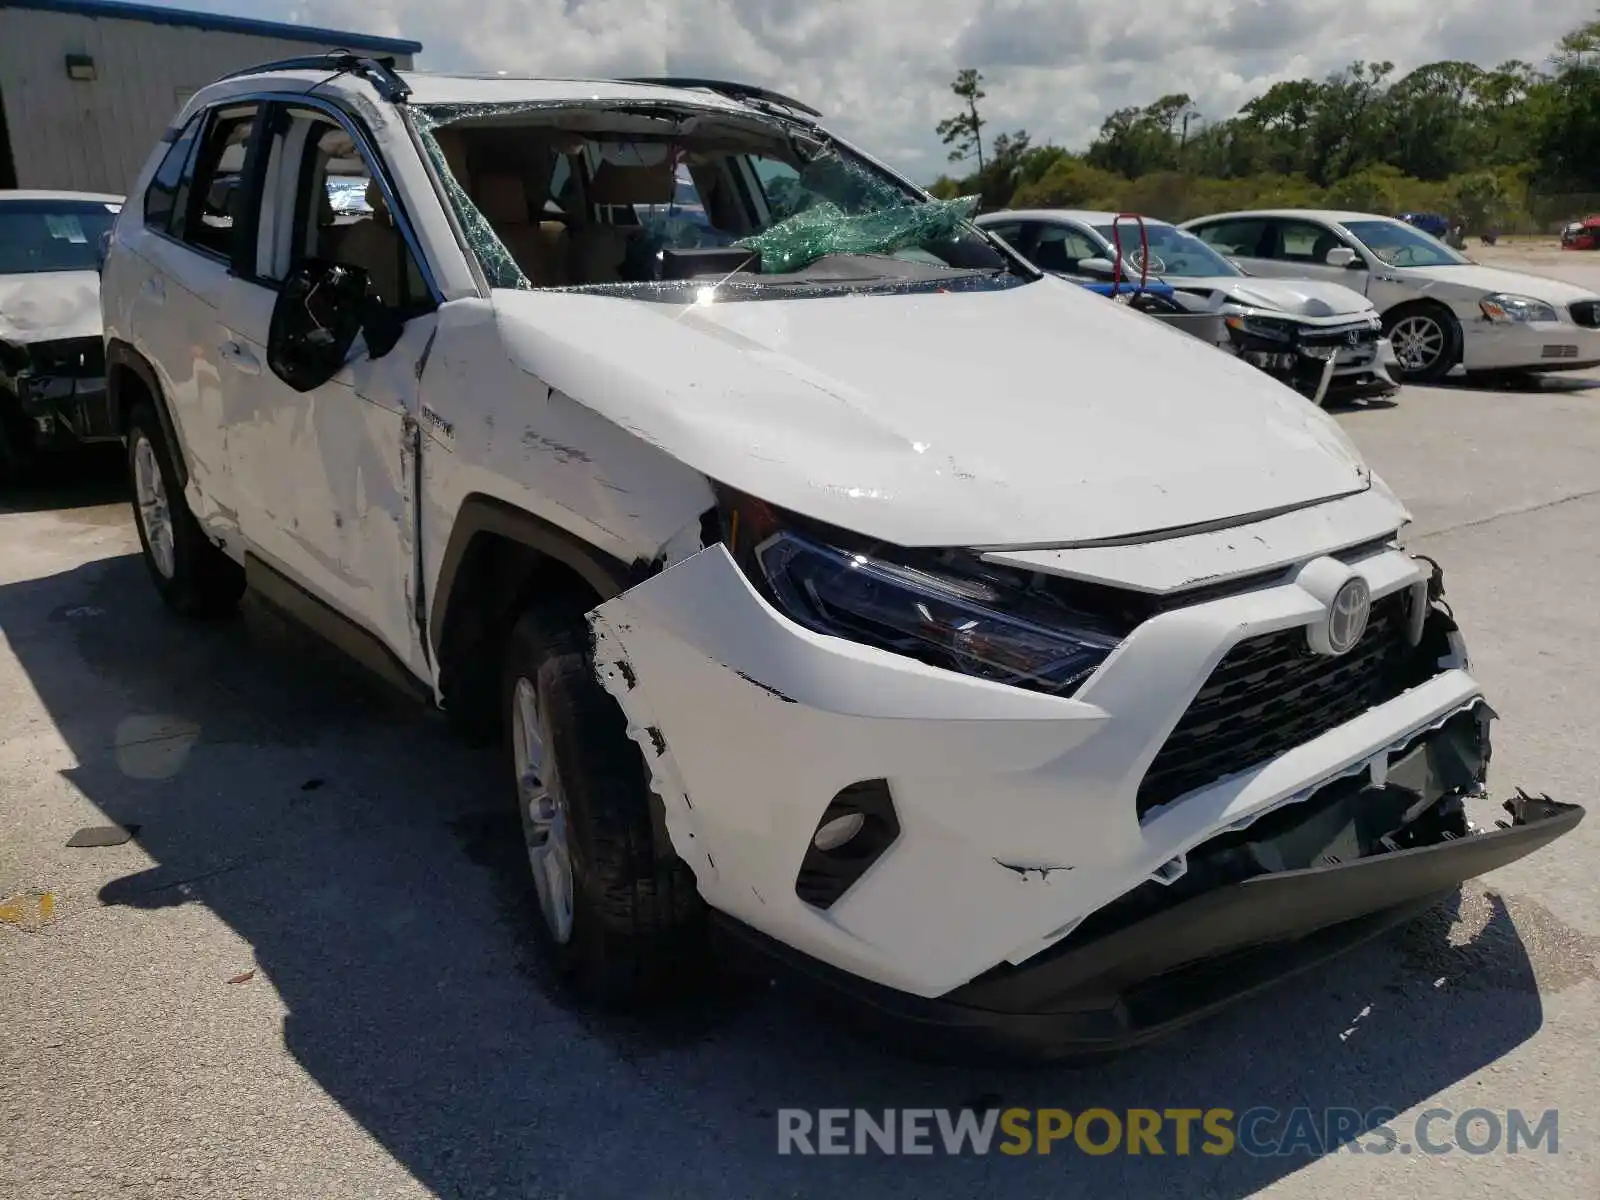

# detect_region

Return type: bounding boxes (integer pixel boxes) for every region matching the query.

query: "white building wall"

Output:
[0,8,414,195]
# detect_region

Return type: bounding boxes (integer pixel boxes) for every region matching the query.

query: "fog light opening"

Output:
[813,812,866,852]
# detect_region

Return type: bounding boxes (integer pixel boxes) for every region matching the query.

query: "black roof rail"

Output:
[619,76,822,119]
[214,51,412,102]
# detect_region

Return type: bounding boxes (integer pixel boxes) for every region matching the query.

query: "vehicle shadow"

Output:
[2,539,1557,1198]
[0,444,126,514]
[1322,394,1399,414]
[1444,371,1600,395]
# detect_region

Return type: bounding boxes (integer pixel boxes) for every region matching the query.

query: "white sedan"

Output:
[1181,209,1600,382]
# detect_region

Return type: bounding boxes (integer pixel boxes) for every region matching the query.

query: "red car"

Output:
[1560,216,1600,250]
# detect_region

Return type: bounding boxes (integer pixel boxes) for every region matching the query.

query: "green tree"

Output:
[936,68,988,171]
[1450,171,1510,231]
[927,15,1600,225]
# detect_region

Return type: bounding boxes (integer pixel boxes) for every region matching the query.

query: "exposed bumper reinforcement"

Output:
[716,791,1583,1063]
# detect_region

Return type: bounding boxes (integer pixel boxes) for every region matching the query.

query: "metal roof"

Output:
[0,0,423,56]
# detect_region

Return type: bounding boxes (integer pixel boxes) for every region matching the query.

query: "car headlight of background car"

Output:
[714,490,1123,697]
[1224,313,1297,343]
[1479,293,1560,323]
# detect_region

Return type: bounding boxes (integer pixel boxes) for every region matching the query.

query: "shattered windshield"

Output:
[414,102,1017,299]
[1090,223,1240,278]
[0,199,120,276]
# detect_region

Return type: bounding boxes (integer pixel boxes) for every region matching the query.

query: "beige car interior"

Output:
[306,124,425,308]
[430,125,684,287]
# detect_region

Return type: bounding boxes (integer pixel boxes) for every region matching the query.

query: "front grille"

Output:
[1570,301,1599,329]
[25,336,105,377]
[1137,591,1413,817]
[1298,322,1380,349]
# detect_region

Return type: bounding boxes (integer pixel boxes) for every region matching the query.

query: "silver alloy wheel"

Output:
[1389,313,1447,373]
[511,675,575,944]
[132,432,176,580]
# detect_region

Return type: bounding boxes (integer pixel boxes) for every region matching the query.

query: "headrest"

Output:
[475,174,530,225]
[588,159,676,206]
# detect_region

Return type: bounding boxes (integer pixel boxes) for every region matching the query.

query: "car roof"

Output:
[185,65,802,125]
[980,209,1174,228]
[1183,209,1394,226]
[0,188,125,204]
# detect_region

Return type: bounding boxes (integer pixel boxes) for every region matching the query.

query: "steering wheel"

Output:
[1128,248,1168,275]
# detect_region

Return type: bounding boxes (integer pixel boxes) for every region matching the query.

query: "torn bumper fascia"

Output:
[586,541,1580,1004]
[717,786,1583,1062]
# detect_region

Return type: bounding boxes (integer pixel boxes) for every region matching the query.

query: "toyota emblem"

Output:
[1325,576,1371,655]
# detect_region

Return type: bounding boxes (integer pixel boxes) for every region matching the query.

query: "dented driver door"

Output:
[220,103,435,683]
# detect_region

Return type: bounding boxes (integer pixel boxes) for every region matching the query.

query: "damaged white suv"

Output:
[101,55,1583,1059]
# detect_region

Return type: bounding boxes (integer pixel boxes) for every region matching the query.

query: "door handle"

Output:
[140,277,165,304]
[218,340,262,375]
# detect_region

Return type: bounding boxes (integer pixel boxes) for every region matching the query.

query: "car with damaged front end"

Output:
[977,209,1401,407]
[0,190,124,481]
[101,55,1583,1063]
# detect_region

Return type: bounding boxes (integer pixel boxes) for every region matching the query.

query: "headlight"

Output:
[750,530,1121,696]
[1225,314,1296,342]
[1480,293,1559,323]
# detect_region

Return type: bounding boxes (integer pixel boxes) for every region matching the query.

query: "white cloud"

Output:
[189,0,1598,180]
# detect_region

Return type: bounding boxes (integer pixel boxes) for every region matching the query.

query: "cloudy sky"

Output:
[169,0,1597,180]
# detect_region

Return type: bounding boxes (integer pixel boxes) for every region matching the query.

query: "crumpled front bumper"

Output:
[587,540,1583,1027]
[1227,324,1399,404]
[715,785,1582,1062]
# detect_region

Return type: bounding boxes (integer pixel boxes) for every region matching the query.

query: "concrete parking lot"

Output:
[4,251,1600,1199]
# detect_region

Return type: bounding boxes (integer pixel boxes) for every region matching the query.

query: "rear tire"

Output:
[126,403,245,618]
[1383,303,1462,384]
[501,603,706,1005]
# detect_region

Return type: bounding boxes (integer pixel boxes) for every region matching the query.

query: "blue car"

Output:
[1397,211,1449,238]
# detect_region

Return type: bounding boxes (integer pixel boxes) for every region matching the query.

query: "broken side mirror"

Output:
[266,259,399,392]
[1325,246,1360,268]
[267,259,367,392]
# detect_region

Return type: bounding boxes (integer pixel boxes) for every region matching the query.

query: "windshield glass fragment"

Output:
[413,101,1016,299]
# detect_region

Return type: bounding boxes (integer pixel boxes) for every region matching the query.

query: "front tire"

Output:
[502,604,706,1005]
[126,403,245,618]
[1383,303,1462,384]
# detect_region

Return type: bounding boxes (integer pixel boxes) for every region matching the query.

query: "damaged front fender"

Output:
[588,542,1108,994]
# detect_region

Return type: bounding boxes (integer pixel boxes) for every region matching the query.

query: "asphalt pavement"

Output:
[3,252,1599,1199]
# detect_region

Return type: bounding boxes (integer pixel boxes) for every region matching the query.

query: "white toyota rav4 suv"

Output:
[100,55,1582,1060]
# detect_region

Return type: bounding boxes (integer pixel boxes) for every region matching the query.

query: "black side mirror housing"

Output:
[266,259,401,392]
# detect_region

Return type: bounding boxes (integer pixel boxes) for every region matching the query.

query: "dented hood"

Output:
[1170,275,1375,319]
[492,276,1371,548]
[0,270,103,344]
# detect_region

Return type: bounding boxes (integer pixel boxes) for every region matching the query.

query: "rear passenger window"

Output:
[142,116,200,233]
[1193,219,1268,257]
[180,105,260,259]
